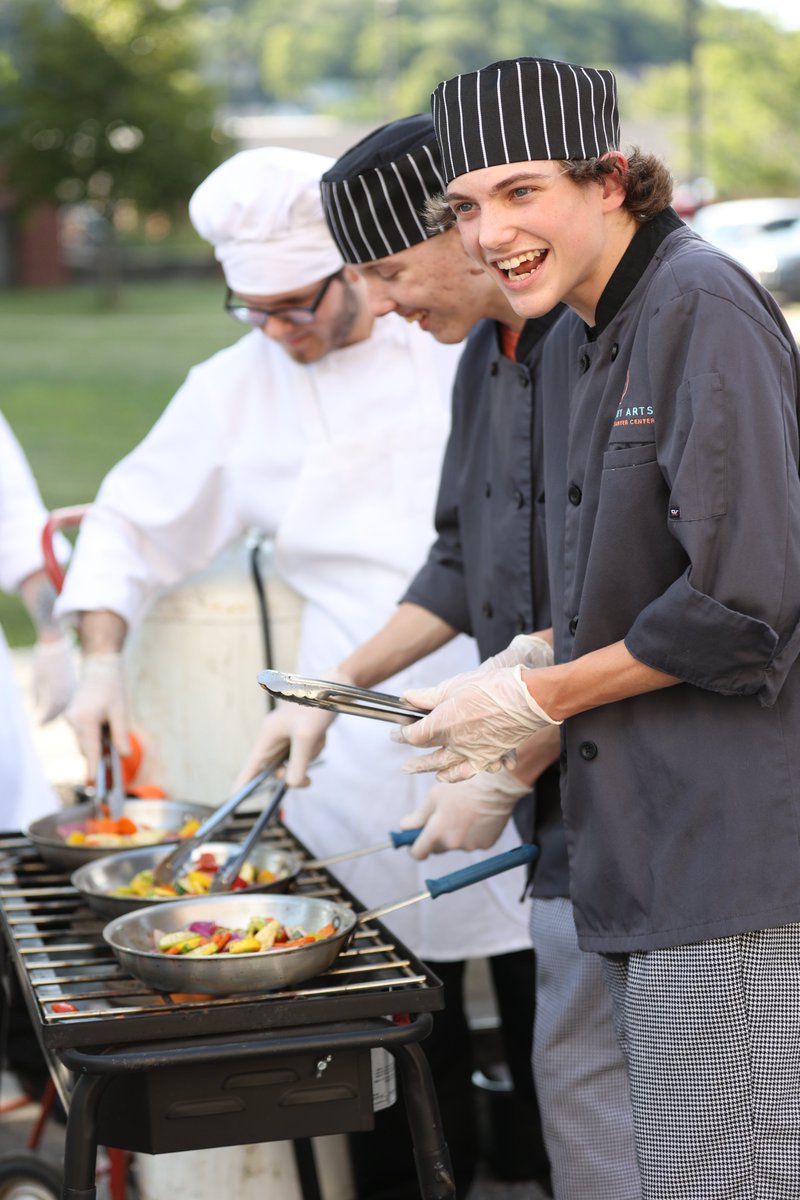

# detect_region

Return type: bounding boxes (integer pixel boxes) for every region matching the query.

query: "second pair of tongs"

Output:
[95,722,125,822]
[152,755,286,887]
[207,778,288,893]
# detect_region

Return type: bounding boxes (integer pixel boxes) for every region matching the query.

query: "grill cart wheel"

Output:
[0,1154,62,1200]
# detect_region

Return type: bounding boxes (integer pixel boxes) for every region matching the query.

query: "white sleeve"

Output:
[56,361,249,626]
[0,410,49,593]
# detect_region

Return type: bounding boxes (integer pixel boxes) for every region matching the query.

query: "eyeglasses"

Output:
[224,269,344,328]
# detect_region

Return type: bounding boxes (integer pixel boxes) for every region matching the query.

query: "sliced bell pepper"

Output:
[164,935,206,955]
[186,941,219,956]
[227,936,261,954]
[254,918,282,949]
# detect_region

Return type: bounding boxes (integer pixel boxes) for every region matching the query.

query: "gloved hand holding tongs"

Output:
[236,666,357,789]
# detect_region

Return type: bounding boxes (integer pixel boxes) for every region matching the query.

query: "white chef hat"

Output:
[189,146,345,295]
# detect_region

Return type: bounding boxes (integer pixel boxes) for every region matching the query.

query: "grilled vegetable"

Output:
[152,914,337,957]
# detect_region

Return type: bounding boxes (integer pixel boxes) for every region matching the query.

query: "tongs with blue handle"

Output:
[359,843,540,925]
[306,826,422,870]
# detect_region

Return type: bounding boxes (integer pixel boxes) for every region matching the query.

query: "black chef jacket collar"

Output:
[588,207,684,340]
[515,303,567,362]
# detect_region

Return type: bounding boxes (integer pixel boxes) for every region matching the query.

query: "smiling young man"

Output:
[392,56,800,1198]
[312,113,642,1200]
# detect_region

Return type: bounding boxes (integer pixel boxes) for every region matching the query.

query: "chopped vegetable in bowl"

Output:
[154,914,338,957]
[58,814,202,850]
[112,851,287,899]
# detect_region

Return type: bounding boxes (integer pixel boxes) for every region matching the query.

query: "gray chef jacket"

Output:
[404,311,568,896]
[542,208,800,952]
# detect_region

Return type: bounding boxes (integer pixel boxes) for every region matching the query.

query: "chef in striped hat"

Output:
[320,113,640,1200]
[394,55,800,1200]
[320,113,495,345]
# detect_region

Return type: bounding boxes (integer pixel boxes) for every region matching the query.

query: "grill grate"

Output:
[0,820,443,1051]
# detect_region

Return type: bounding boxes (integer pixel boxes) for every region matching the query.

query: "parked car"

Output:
[691,197,800,303]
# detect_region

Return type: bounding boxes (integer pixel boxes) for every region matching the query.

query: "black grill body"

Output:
[0,822,455,1200]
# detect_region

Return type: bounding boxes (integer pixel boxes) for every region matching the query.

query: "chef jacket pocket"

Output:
[601,443,658,470]
[665,372,727,522]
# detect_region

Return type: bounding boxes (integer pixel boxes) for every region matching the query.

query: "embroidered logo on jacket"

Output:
[613,371,654,430]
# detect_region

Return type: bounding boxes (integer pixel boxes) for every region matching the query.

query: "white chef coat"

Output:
[57,315,531,959]
[0,411,60,830]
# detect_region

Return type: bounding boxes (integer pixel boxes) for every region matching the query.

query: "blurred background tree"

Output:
[0,0,230,299]
[2,0,798,221]
[633,3,800,194]
[188,0,800,196]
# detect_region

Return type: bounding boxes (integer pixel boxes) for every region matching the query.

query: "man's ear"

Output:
[600,152,629,210]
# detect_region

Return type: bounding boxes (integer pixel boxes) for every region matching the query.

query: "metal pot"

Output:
[103,843,538,996]
[26,798,214,872]
[71,841,304,919]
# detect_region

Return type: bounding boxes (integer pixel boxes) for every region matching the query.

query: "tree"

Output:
[0,0,230,295]
[630,5,800,196]
[230,0,686,121]
[213,0,799,200]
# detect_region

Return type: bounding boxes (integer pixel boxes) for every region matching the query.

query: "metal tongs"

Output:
[95,723,125,822]
[152,755,286,887]
[257,670,425,725]
[208,779,288,893]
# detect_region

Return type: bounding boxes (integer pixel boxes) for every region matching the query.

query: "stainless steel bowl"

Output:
[26,799,214,871]
[102,843,541,996]
[103,893,355,995]
[72,842,304,918]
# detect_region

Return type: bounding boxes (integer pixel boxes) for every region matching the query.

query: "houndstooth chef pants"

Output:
[530,897,642,1199]
[602,922,800,1200]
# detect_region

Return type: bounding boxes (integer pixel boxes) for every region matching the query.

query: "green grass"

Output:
[1,280,244,645]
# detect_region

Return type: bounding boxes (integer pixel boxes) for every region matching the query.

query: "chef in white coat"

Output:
[56,147,533,1197]
[0,410,76,831]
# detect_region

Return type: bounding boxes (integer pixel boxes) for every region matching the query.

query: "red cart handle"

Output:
[41,503,90,594]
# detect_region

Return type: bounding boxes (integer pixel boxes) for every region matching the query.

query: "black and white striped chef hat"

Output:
[320,114,448,264]
[431,57,620,184]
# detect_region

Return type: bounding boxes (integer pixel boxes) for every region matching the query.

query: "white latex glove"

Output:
[65,652,130,781]
[394,664,561,782]
[235,665,355,789]
[400,767,531,859]
[234,701,336,790]
[32,634,78,724]
[405,634,554,710]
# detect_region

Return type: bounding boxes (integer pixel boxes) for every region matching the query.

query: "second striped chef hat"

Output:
[320,114,448,264]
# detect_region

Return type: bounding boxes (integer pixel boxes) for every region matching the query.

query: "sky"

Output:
[720,0,800,28]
